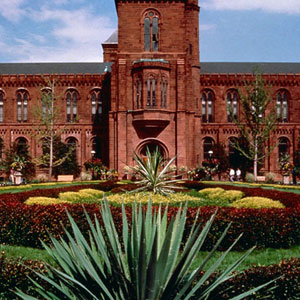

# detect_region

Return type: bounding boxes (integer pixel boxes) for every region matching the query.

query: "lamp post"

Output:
[91,150,96,159]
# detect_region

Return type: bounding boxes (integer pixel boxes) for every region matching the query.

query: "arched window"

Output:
[66,89,78,122]
[66,137,78,158]
[146,76,156,108]
[160,77,168,108]
[41,88,52,118]
[0,138,3,159]
[91,89,102,122]
[0,91,4,123]
[276,90,289,122]
[144,10,159,52]
[203,137,214,160]
[278,137,290,158]
[17,90,28,122]
[201,90,214,123]
[135,79,142,109]
[92,137,102,159]
[15,137,28,156]
[226,90,238,122]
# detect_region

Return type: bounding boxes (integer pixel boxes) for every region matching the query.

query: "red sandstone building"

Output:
[0,0,299,178]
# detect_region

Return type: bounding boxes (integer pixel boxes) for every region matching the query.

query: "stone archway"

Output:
[136,139,169,160]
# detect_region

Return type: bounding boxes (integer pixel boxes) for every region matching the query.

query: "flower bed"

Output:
[1,254,299,300]
[182,181,300,208]
[1,199,299,250]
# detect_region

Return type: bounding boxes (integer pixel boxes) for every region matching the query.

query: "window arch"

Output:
[278,137,290,158]
[0,138,3,159]
[16,90,29,122]
[276,90,289,122]
[15,137,28,155]
[66,89,78,122]
[144,10,159,52]
[0,91,4,123]
[91,137,102,159]
[66,137,78,158]
[91,89,102,122]
[203,137,215,160]
[134,78,142,109]
[41,88,52,118]
[226,89,238,122]
[201,90,214,123]
[160,76,168,108]
[146,75,157,108]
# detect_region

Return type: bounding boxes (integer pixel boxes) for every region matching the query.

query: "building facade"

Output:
[0,0,299,178]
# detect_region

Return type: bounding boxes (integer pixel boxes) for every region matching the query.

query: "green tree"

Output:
[229,72,277,181]
[0,141,35,182]
[32,79,74,181]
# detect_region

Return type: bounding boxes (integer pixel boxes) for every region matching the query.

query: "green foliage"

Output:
[265,172,277,184]
[16,199,273,300]
[245,172,255,183]
[231,197,285,209]
[0,141,35,181]
[47,137,80,177]
[198,188,244,205]
[229,72,277,179]
[131,146,181,195]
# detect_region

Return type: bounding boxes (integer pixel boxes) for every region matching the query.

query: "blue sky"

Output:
[0,0,299,63]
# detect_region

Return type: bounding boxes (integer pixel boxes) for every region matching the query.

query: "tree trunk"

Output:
[253,138,258,181]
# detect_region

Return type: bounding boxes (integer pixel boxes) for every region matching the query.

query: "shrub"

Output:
[58,191,83,202]
[80,171,92,181]
[36,174,48,183]
[198,187,225,198]
[25,197,67,206]
[197,188,244,205]
[265,172,277,184]
[231,197,285,209]
[222,190,244,203]
[16,200,272,300]
[106,192,201,205]
[245,172,255,183]
[78,188,104,198]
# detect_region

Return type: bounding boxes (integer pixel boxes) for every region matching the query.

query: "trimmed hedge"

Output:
[182,181,300,208]
[1,255,299,299]
[193,257,300,299]
[1,199,300,250]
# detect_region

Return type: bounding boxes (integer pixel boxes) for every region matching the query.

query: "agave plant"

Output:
[131,146,181,195]
[16,198,274,300]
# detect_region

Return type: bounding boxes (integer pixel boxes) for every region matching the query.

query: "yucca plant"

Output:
[131,146,181,195]
[16,198,274,300]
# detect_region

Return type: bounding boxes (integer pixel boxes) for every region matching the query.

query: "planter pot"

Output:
[283,175,290,185]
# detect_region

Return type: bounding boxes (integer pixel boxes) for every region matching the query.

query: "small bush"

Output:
[231,197,285,209]
[245,172,255,183]
[106,192,201,205]
[78,189,104,198]
[36,174,48,183]
[80,171,92,181]
[25,197,67,206]
[58,191,83,202]
[265,172,277,184]
[222,190,244,203]
[198,188,244,204]
[198,187,225,199]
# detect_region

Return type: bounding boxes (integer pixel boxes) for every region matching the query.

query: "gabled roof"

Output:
[103,30,118,45]
[0,62,112,75]
[200,62,300,74]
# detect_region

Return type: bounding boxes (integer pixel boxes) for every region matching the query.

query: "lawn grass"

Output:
[0,180,107,195]
[2,244,300,272]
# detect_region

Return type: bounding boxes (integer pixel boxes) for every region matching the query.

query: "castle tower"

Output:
[103,0,200,174]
